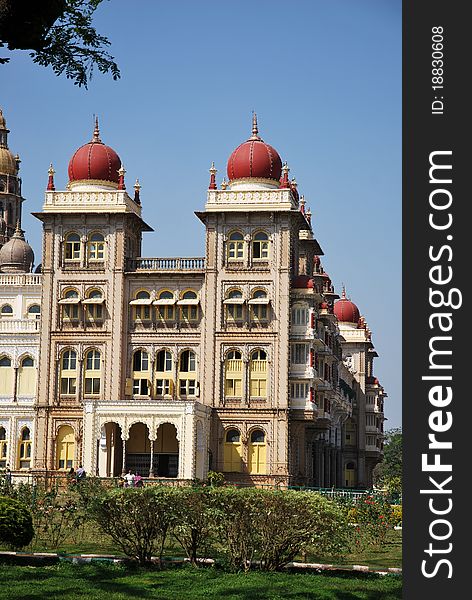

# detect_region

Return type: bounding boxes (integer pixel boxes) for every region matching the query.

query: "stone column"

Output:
[149,437,155,477]
[121,436,127,475]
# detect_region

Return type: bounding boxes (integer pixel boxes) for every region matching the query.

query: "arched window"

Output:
[179,350,197,397]
[18,427,31,469]
[227,231,244,261]
[60,289,81,321]
[27,304,41,319]
[248,429,267,474]
[18,356,36,396]
[0,355,13,395]
[84,349,101,395]
[0,427,7,468]
[0,304,13,318]
[88,232,105,261]
[223,428,242,472]
[64,232,81,261]
[56,425,75,470]
[130,290,152,322]
[132,350,150,396]
[249,349,267,398]
[155,349,173,397]
[249,289,269,321]
[224,290,244,322]
[225,350,242,398]
[178,290,199,322]
[155,290,176,322]
[252,231,269,260]
[60,350,77,395]
[83,289,104,321]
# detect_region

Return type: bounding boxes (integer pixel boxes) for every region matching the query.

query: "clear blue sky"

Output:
[1,0,402,428]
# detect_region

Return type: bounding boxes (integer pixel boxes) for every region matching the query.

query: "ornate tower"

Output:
[0,108,23,246]
[33,119,152,471]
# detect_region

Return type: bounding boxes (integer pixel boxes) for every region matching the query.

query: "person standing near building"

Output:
[124,470,135,487]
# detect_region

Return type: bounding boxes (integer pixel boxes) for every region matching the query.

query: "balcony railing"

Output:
[0,273,42,286]
[127,257,205,272]
[0,319,40,333]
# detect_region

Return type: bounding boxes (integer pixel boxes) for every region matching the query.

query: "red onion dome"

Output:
[334,288,360,323]
[227,114,282,182]
[292,274,314,289]
[68,119,121,184]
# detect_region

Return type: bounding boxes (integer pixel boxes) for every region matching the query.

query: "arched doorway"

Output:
[56,425,75,470]
[345,462,357,488]
[248,429,267,474]
[99,422,123,477]
[153,423,179,477]
[126,422,151,476]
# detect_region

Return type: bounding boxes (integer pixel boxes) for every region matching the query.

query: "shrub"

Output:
[255,490,349,570]
[171,486,218,566]
[210,487,259,571]
[88,487,178,565]
[0,496,34,549]
[210,488,349,572]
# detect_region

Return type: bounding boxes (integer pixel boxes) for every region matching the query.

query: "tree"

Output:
[0,0,120,87]
[373,428,402,494]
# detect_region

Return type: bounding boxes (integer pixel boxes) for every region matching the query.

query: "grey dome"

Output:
[0,223,34,273]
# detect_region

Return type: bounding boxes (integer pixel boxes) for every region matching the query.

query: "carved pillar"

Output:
[149,437,156,477]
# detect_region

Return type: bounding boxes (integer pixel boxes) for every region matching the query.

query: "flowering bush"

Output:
[349,494,394,549]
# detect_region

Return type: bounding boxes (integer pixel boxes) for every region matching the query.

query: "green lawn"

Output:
[0,562,402,600]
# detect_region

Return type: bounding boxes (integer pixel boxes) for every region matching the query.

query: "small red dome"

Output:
[68,120,121,184]
[227,115,282,182]
[334,298,360,323]
[292,275,314,289]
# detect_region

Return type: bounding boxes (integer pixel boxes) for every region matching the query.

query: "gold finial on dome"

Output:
[92,115,102,143]
[250,111,261,140]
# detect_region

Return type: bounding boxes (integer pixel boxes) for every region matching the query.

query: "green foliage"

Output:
[0,496,34,549]
[171,486,218,566]
[349,494,395,550]
[210,487,258,571]
[88,487,178,565]
[390,505,402,527]
[374,428,402,494]
[0,0,120,87]
[210,488,349,572]
[206,470,225,487]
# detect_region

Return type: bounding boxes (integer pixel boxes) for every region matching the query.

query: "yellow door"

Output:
[56,426,75,470]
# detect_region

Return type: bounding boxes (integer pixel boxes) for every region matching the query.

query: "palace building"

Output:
[0,108,386,488]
